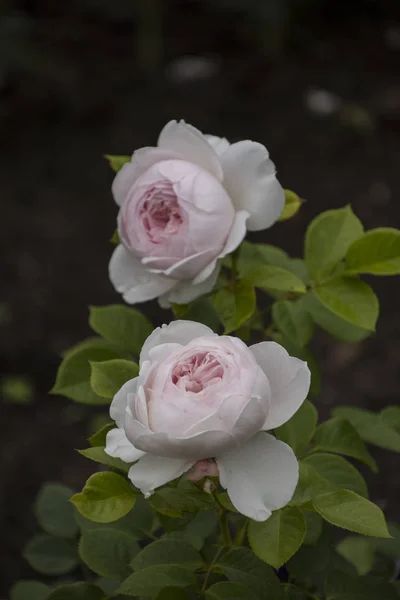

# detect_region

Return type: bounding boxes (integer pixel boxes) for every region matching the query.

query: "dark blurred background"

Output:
[1,0,399,594]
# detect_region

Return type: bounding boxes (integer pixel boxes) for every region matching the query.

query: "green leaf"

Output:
[89,305,153,356]
[23,534,78,575]
[118,565,197,596]
[303,512,323,545]
[291,453,368,506]
[154,589,191,600]
[278,189,303,222]
[75,495,156,540]
[166,510,219,550]
[172,298,221,331]
[345,228,400,275]
[372,522,400,560]
[89,422,115,447]
[314,417,378,471]
[71,471,136,523]
[336,536,374,575]
[35,483,78,539]
[47,583,104,600]
[305,206,364,278]
[313,490,391,537]
[238,241,289,273]
[286,528,332,580]
[51,339,122,404]
[78,446,130,473]
[284,583,319,599]
[10,581,50,600]
[105,154,130,172]
[218,548,285,600]
[325,570,398,600]
[275,400,318,455]
[246,265,306,294]
[206,582,255,600]
[132,538,203,571]
[380,406,400,433]
[217,492,238,512]
[313,277,379,331]
[212,280,256,334]
[302,293,371,342]
[248,506,306,569]
[333,406,400,452]
[110,228,120,245]
[79,528,140,579]
[90,359,138,398]
[272,299,314,347]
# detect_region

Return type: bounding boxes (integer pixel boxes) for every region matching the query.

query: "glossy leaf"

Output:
[278,189,303,222]
[132,538,203,571]
[275,400,318,455]
[71,472,136,523]
[313,490,391,537]
[212,280,256,334]
[291,453,368,505]
[272,299,314,347]
[51,338,121,404]
[90,359,138,399]
[78,446,130,473]
[333,406,400,452]
[248,506,306,569]
[313,277,379,331]
[246,265,306,294]
[105,154,130,173]
[345,228,400,275]
[314,417,377,471]
[89,304,153,356]
[305,206,364,278]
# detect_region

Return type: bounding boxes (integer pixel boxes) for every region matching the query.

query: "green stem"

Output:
[201,545,224,592]
[231,248,239,294]
[234,518,248,546]
[220,510,232,547]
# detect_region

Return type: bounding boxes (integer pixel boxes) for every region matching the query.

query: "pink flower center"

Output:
[139,183,183,244]
[171,352,224,393]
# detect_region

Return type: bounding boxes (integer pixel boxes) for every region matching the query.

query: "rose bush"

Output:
[109,120,285,306]
[105,320,310,521]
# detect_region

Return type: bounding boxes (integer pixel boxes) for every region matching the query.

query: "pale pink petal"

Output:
[217,432,299,521]
[250,342,311,430]
[112,147,179,206]
[109,377,138,428]
[205,134,231,155]
[160,264,220,307]
[109,245,176,304]
[158,120,223,181]
[220,141,285,231]
[105,427,145,463]
[128,454,194,497]
[218,210,249,258]
[139,321,215,366]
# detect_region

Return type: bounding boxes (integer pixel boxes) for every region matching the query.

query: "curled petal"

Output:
[112,147,180,206]
[218,210,249,259]
[110,377,138,428]
[158,120,223,181]
[128,454,194,497]
[109,245,176,304]
[205,134,231,155]
[139,320,215,366]
[105,427,145,463]
[217,432,299,521]
[160,263,220,307]
[220,141,285,231]
[250,342,310,430]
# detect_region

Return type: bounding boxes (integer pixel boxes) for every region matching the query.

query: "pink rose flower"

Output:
[109,120,285,306]
[105,320,310,521]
